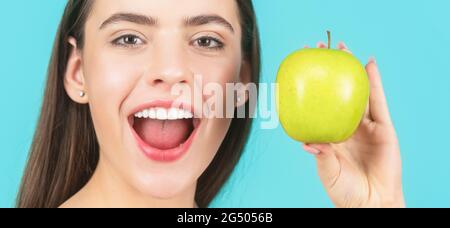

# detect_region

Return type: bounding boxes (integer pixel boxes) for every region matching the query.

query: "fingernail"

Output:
[303,145,321,155]
[317,41,326,48]
[369,56,377,64]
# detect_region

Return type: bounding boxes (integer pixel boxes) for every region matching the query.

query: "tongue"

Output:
[134,119,193,150]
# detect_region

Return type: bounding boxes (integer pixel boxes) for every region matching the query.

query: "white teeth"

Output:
[168,108,179,120]
[155,108,167,120]
[143,109,149,118]
[178,109,185,119]
[134,107,194,120]
[184,111,193,119]
[149,109,156,119]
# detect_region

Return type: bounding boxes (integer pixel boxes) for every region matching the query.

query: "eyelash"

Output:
[111,34,225,51]
[111,34,145,48]
[192,36,225,50]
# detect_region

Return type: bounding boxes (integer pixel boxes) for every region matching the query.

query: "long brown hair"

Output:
[17,0,260,208]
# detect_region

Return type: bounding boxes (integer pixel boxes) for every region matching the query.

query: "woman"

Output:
[17,0,404,208]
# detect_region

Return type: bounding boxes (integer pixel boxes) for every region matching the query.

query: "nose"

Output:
[144,40,192,90]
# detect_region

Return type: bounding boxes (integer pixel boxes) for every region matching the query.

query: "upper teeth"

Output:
[134,108,194,120]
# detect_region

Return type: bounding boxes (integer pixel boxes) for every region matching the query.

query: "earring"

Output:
[79,91,86,98]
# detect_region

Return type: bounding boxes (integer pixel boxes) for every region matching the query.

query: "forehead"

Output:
[89,0,241,28]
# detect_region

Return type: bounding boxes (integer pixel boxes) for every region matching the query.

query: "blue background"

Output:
[1,0,449,207]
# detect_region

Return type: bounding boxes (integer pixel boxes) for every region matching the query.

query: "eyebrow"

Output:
[100,13,157,29]
[185,15,235,34]
[100,13,235,34]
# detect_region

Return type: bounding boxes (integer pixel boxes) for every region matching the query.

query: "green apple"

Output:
[276,32,369,143]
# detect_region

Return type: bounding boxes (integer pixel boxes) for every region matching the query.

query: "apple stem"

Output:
[327,31,331,49]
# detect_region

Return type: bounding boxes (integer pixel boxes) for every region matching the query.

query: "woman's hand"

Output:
[302,42,405,208]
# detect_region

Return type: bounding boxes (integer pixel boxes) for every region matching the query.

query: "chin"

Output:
[131,170,197,200]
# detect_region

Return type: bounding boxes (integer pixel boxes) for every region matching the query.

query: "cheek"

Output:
[190,54,242,107]
[86,53,140,95]
[83,51,143,144]
[195,57,243,118]
[190,57,240,157]
[179,54,240,171]
[191,55,242,85]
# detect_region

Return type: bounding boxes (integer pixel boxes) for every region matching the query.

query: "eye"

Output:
[112,34,145,48]
[193,36,224,50]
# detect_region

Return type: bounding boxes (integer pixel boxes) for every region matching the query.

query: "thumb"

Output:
[304,144,341,188]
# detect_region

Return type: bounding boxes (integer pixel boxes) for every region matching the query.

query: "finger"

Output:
[303,144,320,155]
[317,41,328,49]
[363,102,372,121]
[337,42,353,54]
[306,144,341,188]
[304,45,310,49]
[365,57,392,125]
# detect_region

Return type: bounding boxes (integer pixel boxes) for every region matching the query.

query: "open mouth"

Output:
[129,104,201,162]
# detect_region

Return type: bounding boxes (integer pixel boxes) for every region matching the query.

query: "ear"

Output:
[236,60,252,107]
[64,37,88,104]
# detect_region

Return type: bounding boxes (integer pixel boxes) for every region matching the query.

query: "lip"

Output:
[127,100,201,163]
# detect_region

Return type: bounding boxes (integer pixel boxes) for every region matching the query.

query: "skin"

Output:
[62,0,249,208]
[61,0,404,208]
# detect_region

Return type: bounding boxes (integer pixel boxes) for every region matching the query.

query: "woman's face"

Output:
[66,0,248,199]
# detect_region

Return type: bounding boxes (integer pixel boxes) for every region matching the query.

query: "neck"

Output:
[66,153,198,208]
